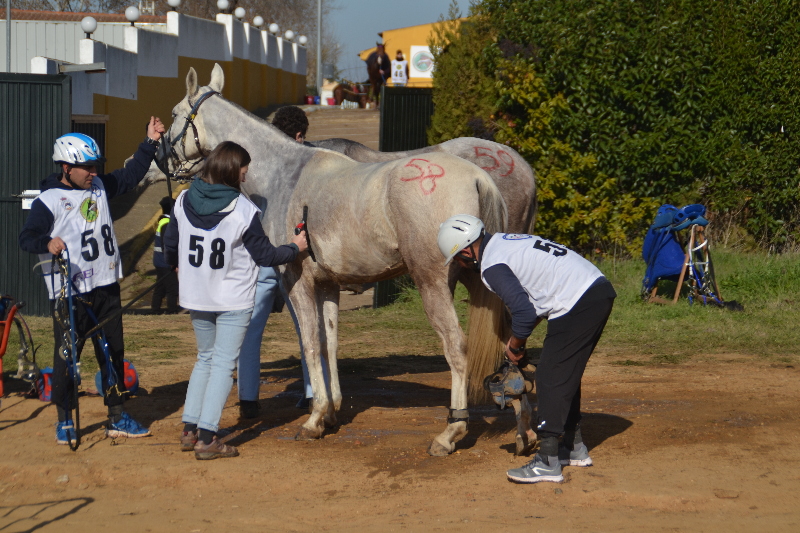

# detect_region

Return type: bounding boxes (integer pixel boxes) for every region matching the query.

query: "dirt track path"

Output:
[2,311,799,531]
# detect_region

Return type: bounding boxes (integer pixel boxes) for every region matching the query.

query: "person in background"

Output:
[151,196,179,314]
[236,106,325,419]
[391,50,409,87]
[164,141,307,460]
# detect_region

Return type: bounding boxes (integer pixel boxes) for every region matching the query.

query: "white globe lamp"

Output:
[268,23,279,35]
[216,0,229,13]
[284,30,295,41]
[125,6,140,27]
[234,7,246,19]
[253,16,264,28]
[298,35,308,46]
[81,16,97,39]
[167,0,181,11]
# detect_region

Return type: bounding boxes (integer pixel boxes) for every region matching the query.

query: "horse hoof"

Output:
[515,435,536,457]
[427,439,453,457]
[295,427,322,441]
[323,416,338,429]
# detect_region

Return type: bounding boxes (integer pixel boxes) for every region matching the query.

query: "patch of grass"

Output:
[611,359,647,366]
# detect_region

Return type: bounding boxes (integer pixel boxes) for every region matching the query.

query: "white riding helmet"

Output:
[438,214,485,265]
[53,133,105,165]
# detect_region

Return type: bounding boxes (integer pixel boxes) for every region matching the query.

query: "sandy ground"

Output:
[1,309,799,532]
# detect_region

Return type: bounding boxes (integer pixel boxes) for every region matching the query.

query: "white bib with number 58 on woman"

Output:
[173,190,261,311]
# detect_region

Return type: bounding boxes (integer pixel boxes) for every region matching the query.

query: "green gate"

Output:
[0,73,71,316]
[378,86,434,152]
[374,86,434,307]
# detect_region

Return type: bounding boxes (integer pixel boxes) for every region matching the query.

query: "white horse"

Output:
[159,64,536,455]
[310,138,537,235]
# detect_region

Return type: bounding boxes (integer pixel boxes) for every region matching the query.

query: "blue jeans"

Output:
[237,267,327,401]
[183,307,253,432]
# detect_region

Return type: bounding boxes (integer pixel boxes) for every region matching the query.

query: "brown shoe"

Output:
[194,437,239,460]
[180,430,197,452]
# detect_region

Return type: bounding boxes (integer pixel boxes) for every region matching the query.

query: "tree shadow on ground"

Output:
[0,497,93,533]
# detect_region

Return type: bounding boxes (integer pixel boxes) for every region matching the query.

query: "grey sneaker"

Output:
[507,454,563,484]
[559,442,593,467]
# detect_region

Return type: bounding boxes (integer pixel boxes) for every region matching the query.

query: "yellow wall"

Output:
[93,56,304,169]
[358,19,464,88]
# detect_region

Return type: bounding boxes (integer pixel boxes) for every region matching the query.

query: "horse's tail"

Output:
[465,173,510,405]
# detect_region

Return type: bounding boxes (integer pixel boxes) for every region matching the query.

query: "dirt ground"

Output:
[1,308,799,532]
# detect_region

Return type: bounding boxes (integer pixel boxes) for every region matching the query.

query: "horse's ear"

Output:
[209,63,225,93]
[186,67,198,98]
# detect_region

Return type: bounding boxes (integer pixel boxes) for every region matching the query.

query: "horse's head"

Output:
[156,63,225,179]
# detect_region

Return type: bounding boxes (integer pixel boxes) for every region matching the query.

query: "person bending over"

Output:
[437,215,616,484]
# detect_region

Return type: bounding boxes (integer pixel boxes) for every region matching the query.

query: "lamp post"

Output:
[316,0,321,98]
[6,0,11,72]
[125,6,140,27]
[81,16,98,39]
[216,0,229,15]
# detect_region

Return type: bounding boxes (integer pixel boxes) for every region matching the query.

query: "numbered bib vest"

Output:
[481,233,604,319]
[37,180,122,299]
[391,60,408,85]
[174,190,260,311]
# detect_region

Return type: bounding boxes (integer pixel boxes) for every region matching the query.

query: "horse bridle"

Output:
[156,89,218,179]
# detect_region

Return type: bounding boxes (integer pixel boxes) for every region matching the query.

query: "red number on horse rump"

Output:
[401,158,446,195]
[497,150,516,177]
[474,146,516,177]
[474,146,499,171]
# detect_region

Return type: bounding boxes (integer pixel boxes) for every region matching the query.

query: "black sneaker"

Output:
[239,400,260,419]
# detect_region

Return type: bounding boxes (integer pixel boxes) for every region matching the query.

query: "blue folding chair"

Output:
[642,204,723,306]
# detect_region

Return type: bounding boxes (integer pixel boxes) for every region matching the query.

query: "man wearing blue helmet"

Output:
[19,117,165,446]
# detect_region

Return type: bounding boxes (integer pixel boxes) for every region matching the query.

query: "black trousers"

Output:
[535,280,616,439]
[151,267,179,313]
[51,283,127,411]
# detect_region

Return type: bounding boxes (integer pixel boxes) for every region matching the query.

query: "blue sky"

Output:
[328,0,473,81]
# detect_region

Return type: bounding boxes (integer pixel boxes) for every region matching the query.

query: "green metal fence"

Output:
[374,86,434,308]
[0,73,71,316]
[378,86,434,152]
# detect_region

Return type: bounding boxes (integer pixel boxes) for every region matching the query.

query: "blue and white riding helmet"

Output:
[53,133,105,165]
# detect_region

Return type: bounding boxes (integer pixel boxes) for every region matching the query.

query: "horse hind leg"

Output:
[512,394,538,456]
[413,276,469,456]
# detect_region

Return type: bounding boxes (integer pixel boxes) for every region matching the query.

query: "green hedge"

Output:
[430,0,800,252]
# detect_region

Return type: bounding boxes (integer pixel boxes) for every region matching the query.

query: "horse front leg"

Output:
[286,271,329,440]
[414,278,469,456]
[320,282,341,428]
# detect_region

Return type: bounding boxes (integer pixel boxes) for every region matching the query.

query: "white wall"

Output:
[13,12,307,114]
[0,19,166,74]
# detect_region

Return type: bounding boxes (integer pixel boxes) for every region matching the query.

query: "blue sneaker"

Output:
[106,412,151,438]
[507,454,563,484]
[56,421,77,445]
